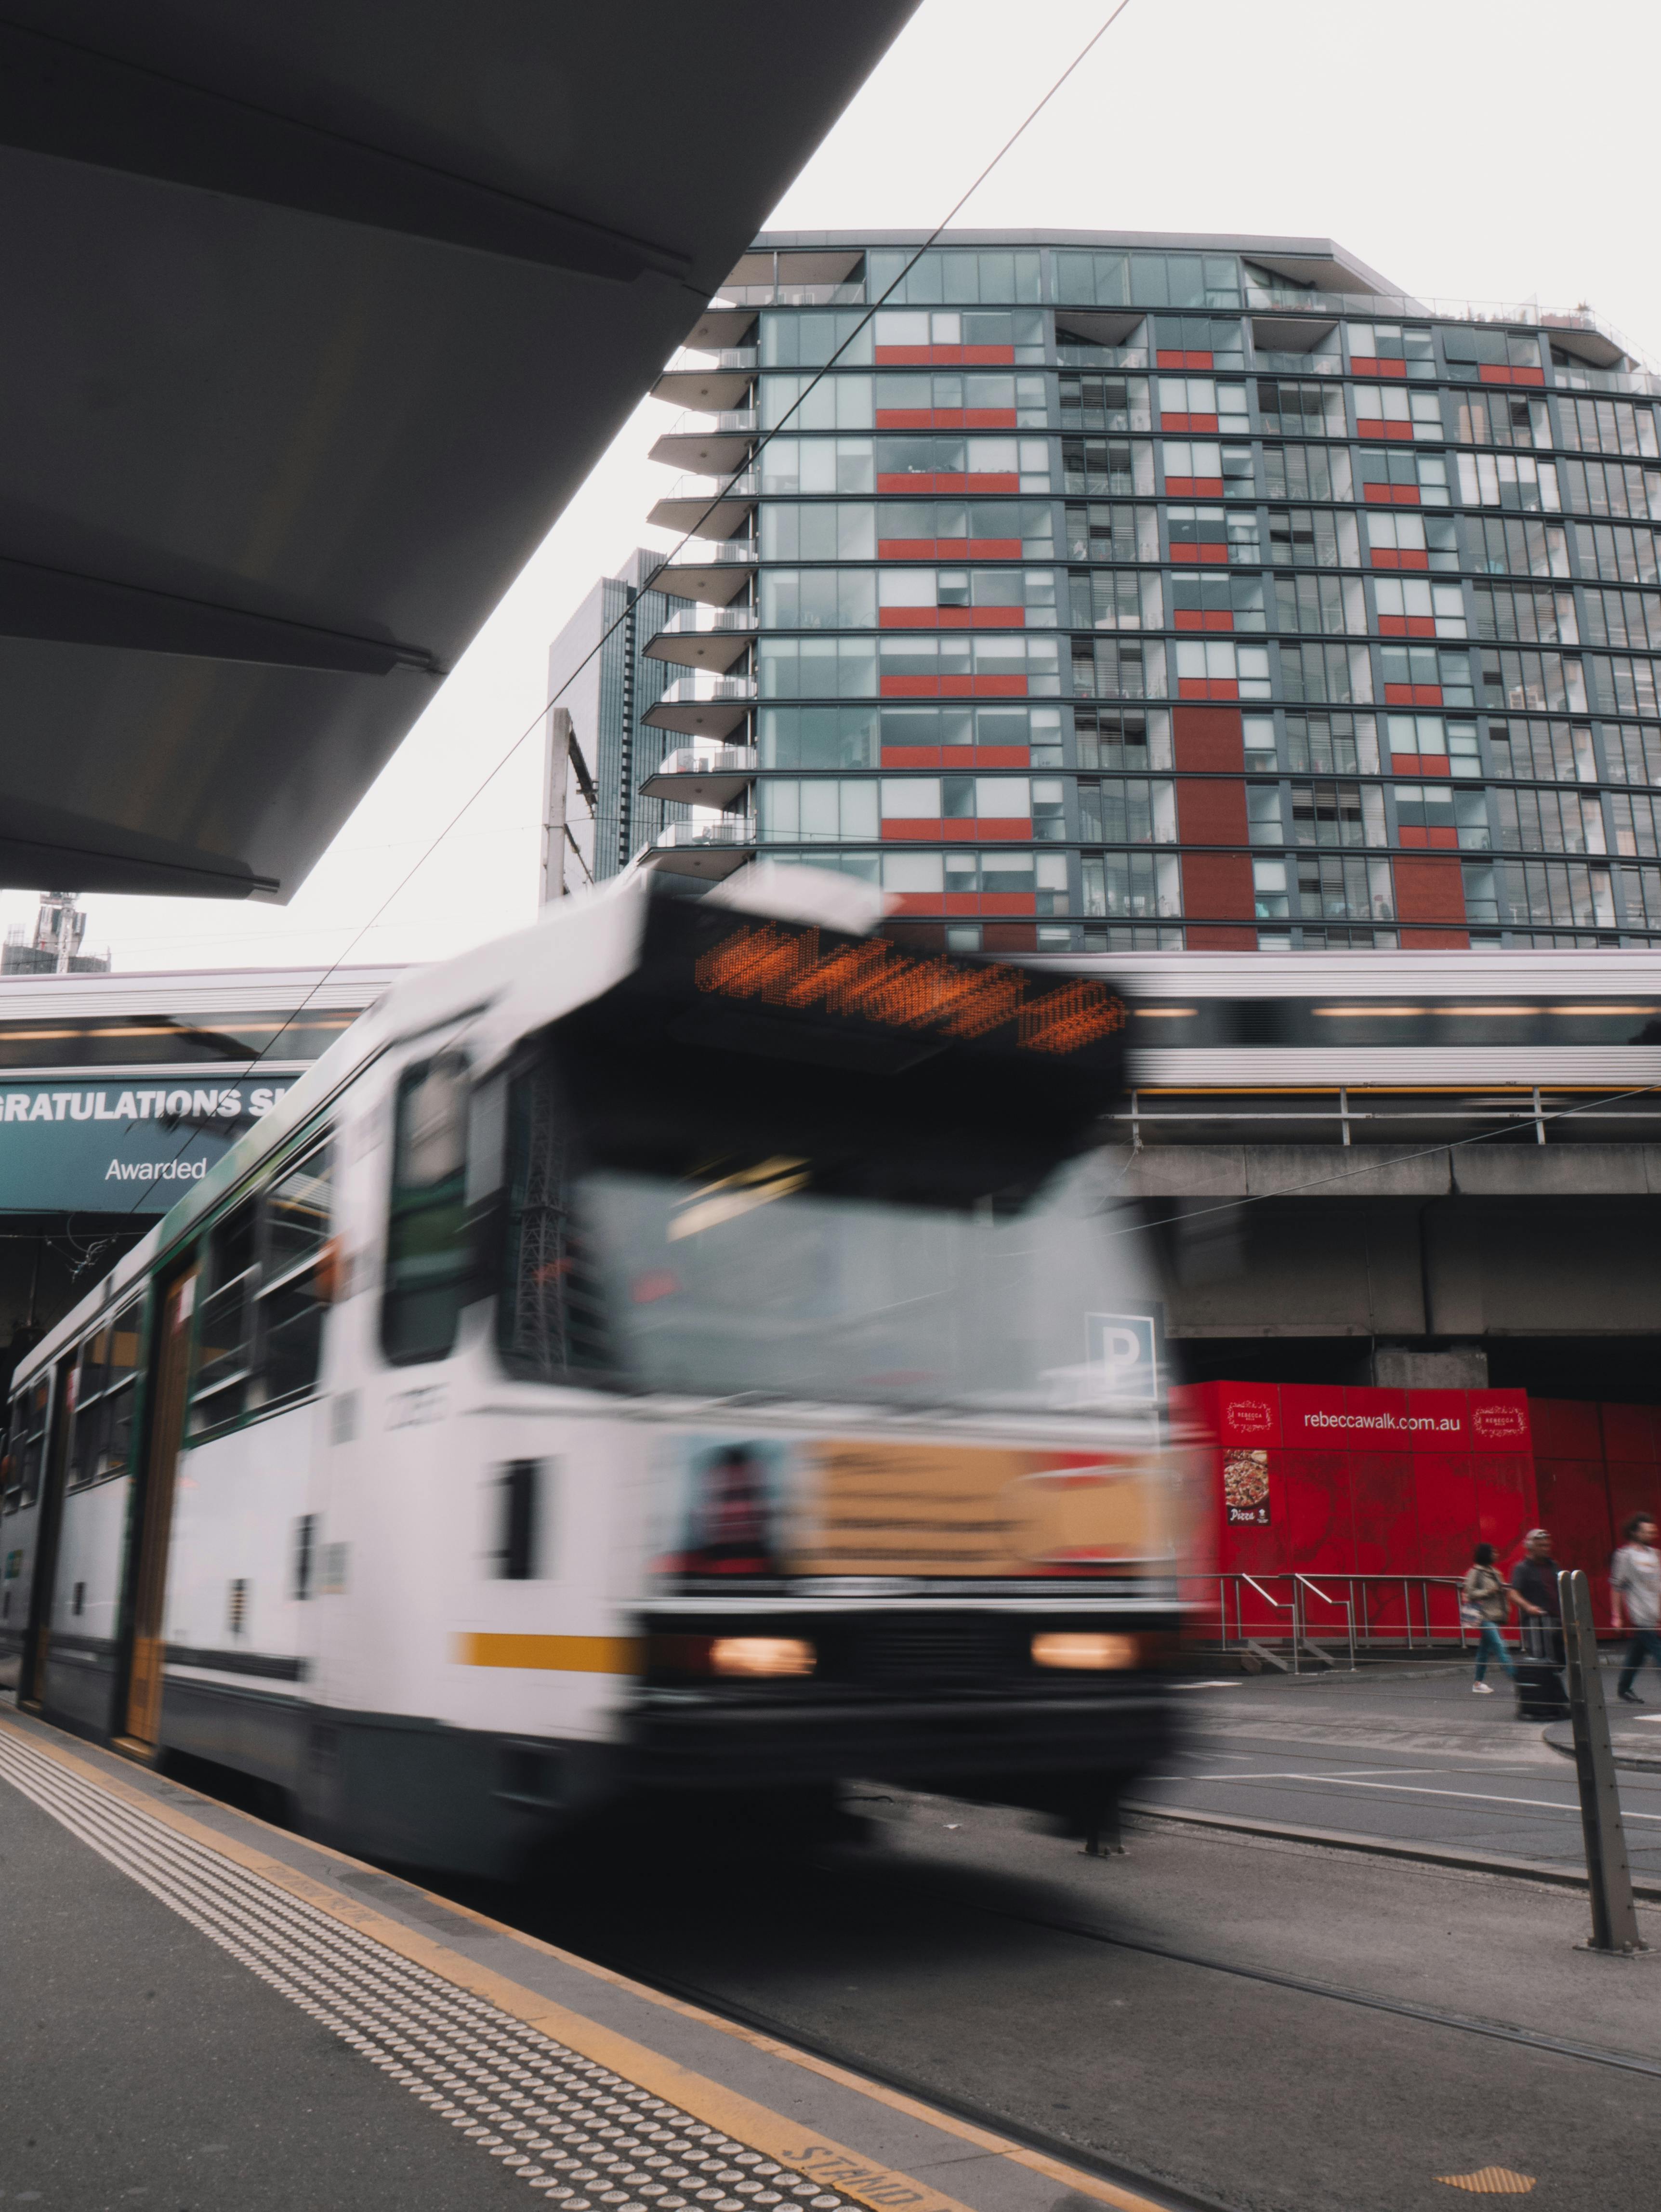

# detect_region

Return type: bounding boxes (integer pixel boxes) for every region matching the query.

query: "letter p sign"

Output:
[1086,1312,1158,1406]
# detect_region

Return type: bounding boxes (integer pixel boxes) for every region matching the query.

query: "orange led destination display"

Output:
[694,922,1127,1057]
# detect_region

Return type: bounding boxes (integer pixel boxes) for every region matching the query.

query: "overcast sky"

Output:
[15,0,1661,978]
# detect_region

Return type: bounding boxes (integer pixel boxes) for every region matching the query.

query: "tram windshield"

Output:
[576,1158,1154,1416]
[495,899,1151,1415]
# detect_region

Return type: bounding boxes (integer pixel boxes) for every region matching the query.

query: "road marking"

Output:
[1436,2168,1536,2196]
[1149,1771,1661,1820]
[0,1710,1175,2212]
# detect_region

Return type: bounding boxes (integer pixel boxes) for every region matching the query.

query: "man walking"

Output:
[1510,1528,1561,1667]
[1611,1513,1661,1704]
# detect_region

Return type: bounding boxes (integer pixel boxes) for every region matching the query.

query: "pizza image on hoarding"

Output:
[1224,1447,1271,1526]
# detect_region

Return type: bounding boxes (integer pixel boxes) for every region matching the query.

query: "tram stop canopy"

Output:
[0,1,917,903]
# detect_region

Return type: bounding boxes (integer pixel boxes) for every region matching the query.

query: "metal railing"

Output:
[661,347,758,375]
[655,675,756,706]
[662,408,758,438]
[654,745,758,778]
[1243,285,1649,368]
[657,541,757,568]
[654,606,757,638]
[1116,1088,1661,1149]
[658,471,758,502]
[712,283,864,307]
[651,820,756,851]
[1207,1572,1473,1672]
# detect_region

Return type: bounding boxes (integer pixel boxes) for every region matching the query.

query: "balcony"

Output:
[646,471,758,542]
[1244,283,1648,372]
[642,672,756,738]
[641,818,756,880]
[711,282,863,308]
[648,408,759,473]
[652,347,758,411]
[639,744,758,807]
[642,604,756,674]
[653,540,757,606]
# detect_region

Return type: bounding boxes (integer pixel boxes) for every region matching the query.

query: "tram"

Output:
[0,869,1185,1875]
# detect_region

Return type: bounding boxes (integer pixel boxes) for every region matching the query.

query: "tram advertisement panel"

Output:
[651,1433,1168,1587]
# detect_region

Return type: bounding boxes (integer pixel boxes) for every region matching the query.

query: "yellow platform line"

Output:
[0,1707,1170,2212]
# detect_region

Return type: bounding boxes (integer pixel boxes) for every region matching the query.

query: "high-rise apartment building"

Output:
[567,231,1661,953]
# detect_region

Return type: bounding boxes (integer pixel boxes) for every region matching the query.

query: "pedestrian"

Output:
[1461,1542,1516,1693]
[1509,1527,1559,1666]
[1611,1513,1661,1705]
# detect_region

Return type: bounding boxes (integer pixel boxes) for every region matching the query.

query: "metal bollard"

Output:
[1558,1569,1649,1957]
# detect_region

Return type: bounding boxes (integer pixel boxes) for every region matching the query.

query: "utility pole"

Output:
[540,707,599,905]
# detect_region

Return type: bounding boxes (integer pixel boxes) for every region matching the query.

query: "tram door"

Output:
[17,1358,73,1710]
[121,1268,197,1749]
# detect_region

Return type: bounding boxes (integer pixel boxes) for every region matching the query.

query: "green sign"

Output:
[0,1080,294,1211]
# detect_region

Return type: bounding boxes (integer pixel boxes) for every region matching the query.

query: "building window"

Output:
[1286,711,1379,775]
[1464,858,1615,929]
[1073,635,1166,700]
[1557,397,1660,460]
[1602,722,1661,786]
[1614,862,1661,928]
[1346,323,1436,378]
[1376,579,1468,639]
[759,311,874,369]
[1074,705,1172,770]
[1172,638,1269,699]
[1610,793,1661,856]
[1062,438,1156,497]
[1255,379,1345,437]
[875,498,1055,558]
[1276,572,1365,636]
[1279,641,1367,704]
[1065,502,1160,563]
[1172,572,1265,632]
[759,569,876,629]
[1081,851,1182,918]
[1296,854,1395,923]
[1587,653,1661,716]
[760,501,877,561]
[1451,392,1552,449]
[1396,783,1490,850]
[757,778,879,841]
[873,370,1045,427]
[1381,643,1475,706]
[1441,326,1543,382]
[1246,782,1283,844]
[1059,375,1152,433]
[1163,441,1253,498]
[1264,444,1353,502]
[1076,777,1177,843]
[1353,385,1445,441]
[1292,781,1375,848]
[1151,313,1245,366]
[1269,507,1361,569]
[758,373,874,432]
[1470,516,1570,579]
[759,435,875,495]
[759,705,879,770]
[1571,520,1661,585]
[759,636,878,698]
[1358,450,1449,506]
[865,250,1044,306]
[68,1300,143,1489]
[1493,786,1605,855]
[1580,588,1661,652]
[1476,648,1588,715]
[1158,376,1247,432]
[1555,457,1661,521]
[1068,569,1162,631]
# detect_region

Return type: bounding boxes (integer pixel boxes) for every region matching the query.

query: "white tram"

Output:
[0,869,1184,1875]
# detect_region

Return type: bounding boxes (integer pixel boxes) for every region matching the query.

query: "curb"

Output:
[1542,1720,1661,1774]
[1120,1798,1661,1902]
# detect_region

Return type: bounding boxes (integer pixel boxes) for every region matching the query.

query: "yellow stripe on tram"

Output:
[454,1633,643,1673]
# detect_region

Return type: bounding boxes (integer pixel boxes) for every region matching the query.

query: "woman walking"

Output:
[1463,1542,1517,1693]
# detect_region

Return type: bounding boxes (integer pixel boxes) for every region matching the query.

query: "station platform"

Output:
[0,1704,1173,2212]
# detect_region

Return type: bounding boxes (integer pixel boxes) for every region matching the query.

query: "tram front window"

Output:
[580,1159,1143,1416]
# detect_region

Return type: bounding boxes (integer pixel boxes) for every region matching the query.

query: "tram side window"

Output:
[498,1060,609,1384]
[188,1139,334,1435]
[7,1377,51,1509]
[68,1302,143,1488]
[382,1055,470,1365]
[259,1146,334,1404]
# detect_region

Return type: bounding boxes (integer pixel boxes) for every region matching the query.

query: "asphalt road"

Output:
[1133,1660,1661,1876]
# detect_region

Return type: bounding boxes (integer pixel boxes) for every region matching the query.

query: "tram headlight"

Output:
[1031,1631,1138,1672]
[709,1635,816,1678]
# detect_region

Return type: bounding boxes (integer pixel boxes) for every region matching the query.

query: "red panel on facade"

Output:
[875,409,933,429]
[1173,710,1244,771]
[1414,1455,1478,1576]
[875,346,933,365]
[1185,923,1256,948]
[978,892,1036,915]
[981,922,1036,952]
[1391,753,1451,777]
[974,746,1029,766]
[1164,476,1224,497]
[1207,1381,1282,1446]
[963,408,1018,429]
[968,538,1022,559]
[1470,1394,1531,1453]
[884,890,944,915]
[1282,1451,1355,1571]
[877,539,936,560]
[1602,1403,1658,1462]
[1393,856,1466,927]
[1177,677,1238,699]
[1608,1463,1661,1540]
[1384,683,1445,706]
[1350,1453,1420,1626]
[880,608,937,629]
[880,746,939,768]
[1534,1458,1615,1613]
[882,819,939,841]
[1180,849,1252,921]
[963,345,1016,364]
[1400,928,1471,948]
[1176,777,1249,844]
[1363,484,1421,506]
[1530,1399,1603,1458]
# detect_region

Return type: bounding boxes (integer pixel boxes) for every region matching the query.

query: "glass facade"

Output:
[631,235,1661,950]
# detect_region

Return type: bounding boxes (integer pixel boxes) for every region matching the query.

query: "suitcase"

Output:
[1514,1616,1569,1720]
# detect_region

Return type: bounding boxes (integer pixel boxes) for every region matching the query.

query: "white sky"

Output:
[16,0,1661,977]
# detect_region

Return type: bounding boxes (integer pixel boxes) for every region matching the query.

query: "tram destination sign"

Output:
[0,1079,293,1211]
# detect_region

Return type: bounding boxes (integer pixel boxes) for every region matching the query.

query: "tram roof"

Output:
[0,2,916,905]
